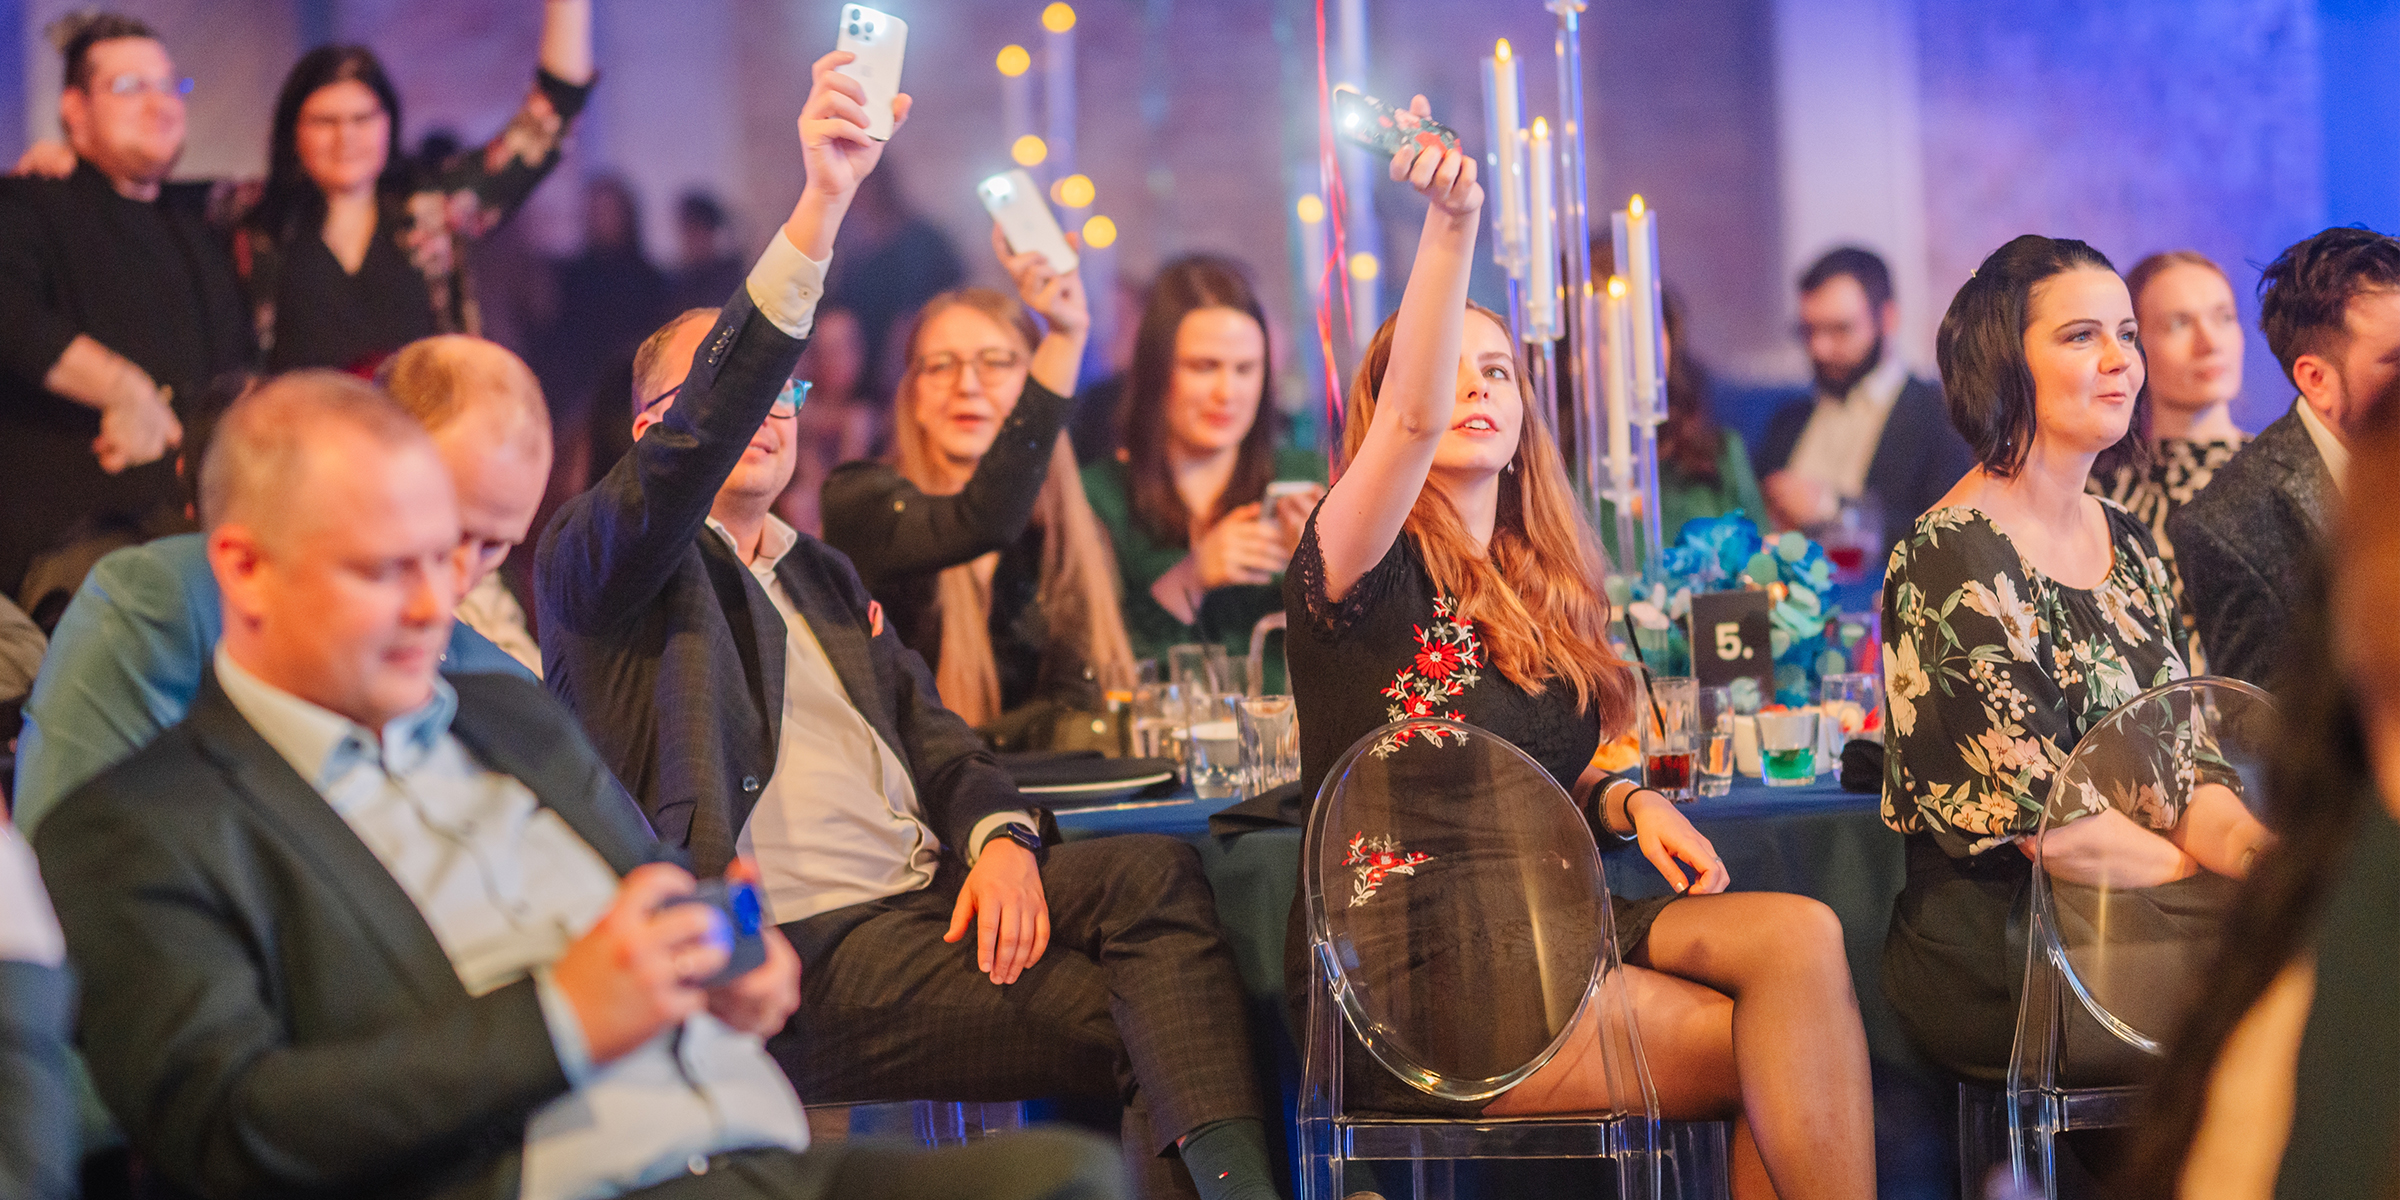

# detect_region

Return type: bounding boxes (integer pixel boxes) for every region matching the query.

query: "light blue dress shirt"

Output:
[12,533,534,835]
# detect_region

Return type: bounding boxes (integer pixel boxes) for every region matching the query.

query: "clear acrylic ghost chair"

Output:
[1299,716,1728,1200]
[1959,677,2277,1200]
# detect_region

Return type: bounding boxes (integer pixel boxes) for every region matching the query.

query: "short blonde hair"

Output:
[379,334,549,446]
[199,371,431,537]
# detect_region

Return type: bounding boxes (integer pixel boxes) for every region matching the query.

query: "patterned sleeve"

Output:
[1285,508,1408,645]
[1880,512,2076,857]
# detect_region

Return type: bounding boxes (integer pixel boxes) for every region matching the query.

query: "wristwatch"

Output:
[979,821,1046,864]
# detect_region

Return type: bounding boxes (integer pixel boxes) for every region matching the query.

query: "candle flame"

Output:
[1531,116,1548,138]
[1042,2,1077,33]
[1495,38,1512,62]
[1607,276,1627,298]
[995,44,1031,77]
[1629,194,1647,217]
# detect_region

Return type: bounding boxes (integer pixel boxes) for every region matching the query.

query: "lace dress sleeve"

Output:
[1285,508,1411,645]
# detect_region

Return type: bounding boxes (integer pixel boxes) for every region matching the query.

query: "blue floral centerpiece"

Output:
[1606,510,1867,707]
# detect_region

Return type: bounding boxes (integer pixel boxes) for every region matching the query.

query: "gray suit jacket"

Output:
[0,959,76,1200]
[34,671,660,1200]
[2165,405,2334,689]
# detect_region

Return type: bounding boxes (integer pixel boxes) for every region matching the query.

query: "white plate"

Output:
[1017,770,1177,802]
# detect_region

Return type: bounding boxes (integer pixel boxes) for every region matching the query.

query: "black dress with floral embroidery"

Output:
[1878,501,2195,1081]
[1280,516,1676,1114]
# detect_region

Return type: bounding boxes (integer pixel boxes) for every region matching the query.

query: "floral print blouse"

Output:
[1880,502,2188,858]
[2090,435,2246,672]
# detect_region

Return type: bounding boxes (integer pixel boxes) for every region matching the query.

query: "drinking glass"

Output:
[1640,677,1699,803]
[1130,681,1190,777]
[1236,694,1300,796]
[1695,685,1735,797]
[1216,656,1255,700]
[1185,695,1246,800]
[1167,643,1228,693]
[1755,709,1821,787]
[1819,673,1884,765]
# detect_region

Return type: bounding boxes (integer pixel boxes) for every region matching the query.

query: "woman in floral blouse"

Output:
[1881,235,2275,1083]
[233,0,593,372]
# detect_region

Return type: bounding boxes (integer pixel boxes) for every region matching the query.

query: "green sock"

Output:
[1178,1116,1283,1200]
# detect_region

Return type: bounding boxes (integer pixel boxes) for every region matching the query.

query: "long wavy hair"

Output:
[1118,255,1281,546]
[892,288,1137,725]
[1342,303,1636,729]
[2121,392,2400,1195]
[250,45,407,240]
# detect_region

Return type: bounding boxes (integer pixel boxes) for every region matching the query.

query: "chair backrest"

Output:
[2017,676,2277,1082]
[1302,716,1650,1107]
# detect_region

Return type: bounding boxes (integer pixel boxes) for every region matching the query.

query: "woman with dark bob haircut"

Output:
[1876,235,2273,1095]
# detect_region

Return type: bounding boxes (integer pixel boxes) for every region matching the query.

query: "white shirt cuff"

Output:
[532,965,595,1086]
[0,825,64,967]
[744,230,830,340]
[964,811,1038,866]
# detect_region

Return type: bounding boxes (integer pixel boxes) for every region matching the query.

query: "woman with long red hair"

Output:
[1285,98,1875,1199]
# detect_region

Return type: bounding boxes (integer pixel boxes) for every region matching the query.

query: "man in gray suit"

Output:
[2170,227,2400,687]
[36,371,1120,1200]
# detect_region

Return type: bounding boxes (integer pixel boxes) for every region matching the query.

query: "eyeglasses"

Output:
[95,73,194,99]
[916,350,1027,386]
[638,378,810,419]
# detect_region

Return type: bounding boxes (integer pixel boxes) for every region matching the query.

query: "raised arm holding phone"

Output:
[1282,95,1875,1200]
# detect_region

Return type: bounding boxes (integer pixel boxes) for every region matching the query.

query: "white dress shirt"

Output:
[213,649,807,1200]
[2296,400,2350,495]
[722,518,1032,925]
[1785,354,1911,501]
[455,572,544,677]
[0,822,64,967]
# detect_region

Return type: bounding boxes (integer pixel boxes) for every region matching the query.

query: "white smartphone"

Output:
[978,170,1079,276]
[834,5,907,141]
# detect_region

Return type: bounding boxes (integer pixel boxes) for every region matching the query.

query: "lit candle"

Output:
[1625,194,1665,425]
[1480,39,1528,279]
[1524,119,1558,341]
[1605,276,1634,484]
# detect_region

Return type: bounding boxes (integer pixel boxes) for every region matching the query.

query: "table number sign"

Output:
[1687,589,1775,694]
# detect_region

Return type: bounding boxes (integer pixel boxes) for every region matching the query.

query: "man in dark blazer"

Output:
[2170,226,2400,687]
[37,368,1119,1200]
[537,57,1273,1200]
[1757,247,1974,567]
[0,14,252,600]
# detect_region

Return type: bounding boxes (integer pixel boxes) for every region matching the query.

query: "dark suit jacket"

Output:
[33,671,658,1200]
[1756,374,1975,564]
[2165,405,2333,689]
[537,291,1022,878]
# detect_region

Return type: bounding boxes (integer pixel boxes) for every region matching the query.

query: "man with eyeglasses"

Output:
[538,53,1278,1200]
[0,13,252,603]
[1756,246,1971,566]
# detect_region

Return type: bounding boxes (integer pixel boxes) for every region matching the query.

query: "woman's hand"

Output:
[1268,484,1325,554]
[992,224,1089,340]
[1629,789,1729,894]
[12,139,74,180]
[1191,502,1292,590]
[1388,96,1481,219]
[2021,807,2200,889]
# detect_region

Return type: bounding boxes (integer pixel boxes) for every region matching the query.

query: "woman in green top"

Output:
[1600,291,1766,562]
[1081,256,1326,686]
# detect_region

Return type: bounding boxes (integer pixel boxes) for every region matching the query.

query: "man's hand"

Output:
[706,858,802,1036]
[1762,469,1836,532]
[799,52,909,207]
[1629,789,1730,894]
[551,863,728,1065]
[94,385,181,474]
[944,837,1051,985]
[12,139,75,179]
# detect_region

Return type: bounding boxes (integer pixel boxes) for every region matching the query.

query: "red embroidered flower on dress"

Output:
[1344,832,1434,907]
[1372,596,1484,758]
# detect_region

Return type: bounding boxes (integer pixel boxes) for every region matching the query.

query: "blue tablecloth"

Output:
[1052,774,1953,1200]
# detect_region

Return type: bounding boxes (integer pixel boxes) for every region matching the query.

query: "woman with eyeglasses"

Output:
[1079,256,1327,689]
[820,228,1137,739]
[17,2,596,374]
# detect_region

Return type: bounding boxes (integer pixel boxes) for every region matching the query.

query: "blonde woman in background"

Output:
[821,227,1135,740]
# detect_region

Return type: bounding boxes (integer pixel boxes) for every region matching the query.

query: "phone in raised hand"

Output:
[834,4,907,141]
[1332,86,1461,158]
[978,169,1079,276]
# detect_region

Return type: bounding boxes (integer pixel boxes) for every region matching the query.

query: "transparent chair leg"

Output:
[1409,1156,1455,1200]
